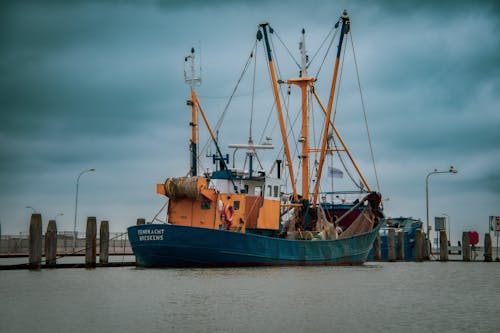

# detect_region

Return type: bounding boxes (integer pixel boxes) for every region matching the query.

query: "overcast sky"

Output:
[1,0,499,244]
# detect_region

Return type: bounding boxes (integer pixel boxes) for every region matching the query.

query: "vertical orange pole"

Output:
[313,12,350,207]
[300,83,309,200]
[260,23,298,200]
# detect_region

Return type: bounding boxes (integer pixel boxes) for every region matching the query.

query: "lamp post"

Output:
[26,206,37,213]
[53,213,64,221]
[426,166,457,255]
[73,168,95,251]
[442,213,450,244]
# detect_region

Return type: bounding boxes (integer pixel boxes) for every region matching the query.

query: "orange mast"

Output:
[287,29,315,200]
[313,10,350,207]
[258,23,298,200]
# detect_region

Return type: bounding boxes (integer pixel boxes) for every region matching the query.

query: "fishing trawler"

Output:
[128,10,384,267]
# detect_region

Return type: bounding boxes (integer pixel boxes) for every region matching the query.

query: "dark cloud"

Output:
[1,0,499,242]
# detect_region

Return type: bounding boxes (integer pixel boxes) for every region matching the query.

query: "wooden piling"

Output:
[99,220,109,264]
[44,220,57,265]
[373,233,381,261]
[29,213,42,269]
[462,232,471,261]
[484,233,492,262]
[415,229,423,262]
[137,218,146,225]
[388,228,396,262]
[397,231,405,260]
[439,230,448,261]
[85,217,97,268]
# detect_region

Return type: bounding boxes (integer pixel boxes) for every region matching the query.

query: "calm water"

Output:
[1,262,499,333]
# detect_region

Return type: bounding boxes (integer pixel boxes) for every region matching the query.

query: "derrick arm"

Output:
[313,11,350,206]
[258,23,298,201]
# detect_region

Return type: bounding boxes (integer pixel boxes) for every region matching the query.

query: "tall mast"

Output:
[184,47,201,177]
[258,23,298,200]
[287,28,315,200]
[313,10,350,206]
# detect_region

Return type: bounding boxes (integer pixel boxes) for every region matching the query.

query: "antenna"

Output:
[184,47,202,88]
[299,28,308,77]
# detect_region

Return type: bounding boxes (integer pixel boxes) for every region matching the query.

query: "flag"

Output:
[328,167,343,178]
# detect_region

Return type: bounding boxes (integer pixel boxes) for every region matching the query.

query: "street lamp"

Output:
[73,168,95,251]
[442,213,450,244]
[426,166,457,255]
[26,206,38,213]
[53,213,64,220]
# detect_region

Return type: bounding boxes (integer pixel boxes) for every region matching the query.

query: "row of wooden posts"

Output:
[28,213,146,269]
[372,228,495,262]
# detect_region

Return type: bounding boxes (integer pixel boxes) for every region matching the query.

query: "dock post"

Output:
[462,232,471,261]
[137,218,146,225]
[45,219,57,265]
[397,231,405,260]
[415,229,423,262]
[99,220,109,264]
[388,228,396,262]
[484,233,492,262]
[439,230,448,261]
[373,233,381,261]
[85,217,97,268]
[29,213,43,269]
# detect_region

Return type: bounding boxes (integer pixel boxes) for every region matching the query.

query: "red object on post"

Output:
[468,231,479,245]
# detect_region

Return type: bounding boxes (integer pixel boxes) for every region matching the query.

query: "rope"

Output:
[350,31,381,192]
[273,29,301,69]
[199,41,257,158]
[314,27,339,79]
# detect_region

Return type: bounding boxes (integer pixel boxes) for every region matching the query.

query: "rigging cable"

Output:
[350,30,381,192]
[198,41,258,159]
[331,38,363,191]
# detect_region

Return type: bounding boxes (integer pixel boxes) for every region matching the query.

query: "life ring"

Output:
[223,204,234,222]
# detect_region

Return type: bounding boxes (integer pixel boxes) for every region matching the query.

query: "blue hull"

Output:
[128,223,381,267]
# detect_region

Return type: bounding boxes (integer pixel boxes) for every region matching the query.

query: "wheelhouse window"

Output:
[234,201,240,210]
[201,201,211,210]
[273,186,279,198]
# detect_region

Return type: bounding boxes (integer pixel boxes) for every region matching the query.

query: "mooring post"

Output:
[388,228,396,262]
[85,217,97,268]
[45,219,57,265]
[415,229,423,262]
[99,220,109,264]
[484,233,492,262]
[29,213,43,269]
[439,230,448,261]
[462,232,471,261]
[137,218,145,225]
[397,231,405,260]
[373,233,381,261]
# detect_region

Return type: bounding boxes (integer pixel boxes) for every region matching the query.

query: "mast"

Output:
[184,47,201,177]
[258,23,298,200]
[313,10,350,207]
[287,28,315,200]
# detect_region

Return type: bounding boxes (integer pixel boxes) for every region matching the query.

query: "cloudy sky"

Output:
[1,0,499,244]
